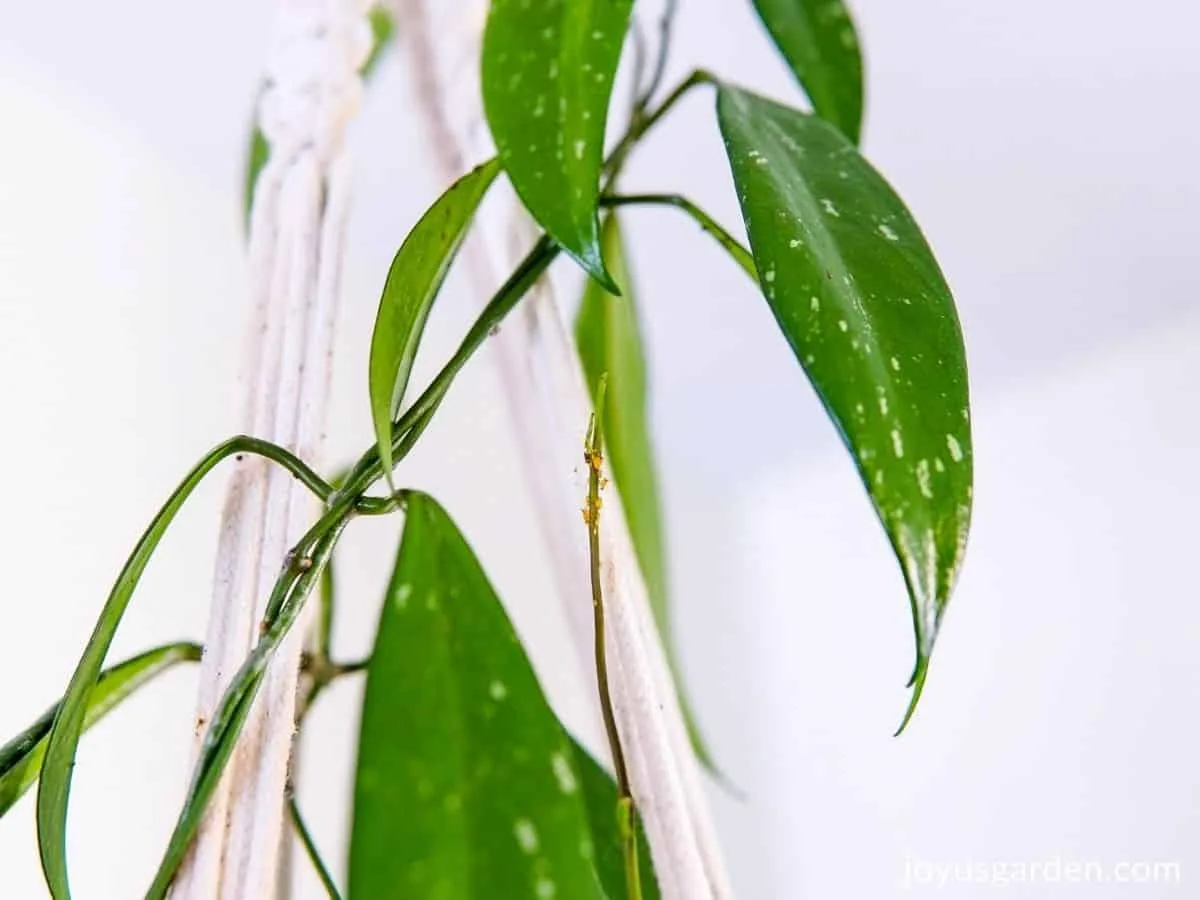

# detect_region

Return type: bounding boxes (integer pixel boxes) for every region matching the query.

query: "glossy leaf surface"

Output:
[482,0,633,287]
[349,492,656,898]
[369,158,502,480]
[717,85,972,725]
[751,0,864,143]
[0,643,200,816]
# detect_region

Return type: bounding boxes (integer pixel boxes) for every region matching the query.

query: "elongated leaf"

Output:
[0,643,200,816]
[35,436,331,898]
[349,492,657,899]
[243,6,397,219]
[716,85,972,727]
[482,0,633,288]
[575,216,721,777]
[751,0,864,144]
[369,158,502,481]
[37,441,254,899]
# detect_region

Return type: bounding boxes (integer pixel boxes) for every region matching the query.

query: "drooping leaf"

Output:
[751,0,865,144]
[482,0,633,288]
[348,492,657,899]
[35,436,333,899]
[716,85,972,728]
[243,5,398,220]
[369,158,502,481]
[575,216,721,777]
[37,440,253,899]
[568,738,659,900]
[0,642,200,816]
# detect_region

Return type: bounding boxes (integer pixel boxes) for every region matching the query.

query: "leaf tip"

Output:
[582,253,621,297]
[894,653,930,736]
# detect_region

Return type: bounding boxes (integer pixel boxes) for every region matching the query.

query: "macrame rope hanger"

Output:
[176,0,734,897]
[175,2,371,898]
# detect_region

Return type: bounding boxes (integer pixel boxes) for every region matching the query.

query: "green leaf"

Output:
[35,436,332,899]
[716,85,973,728]
[37,441,252,899]
[0,643,200,817]
[482,0,633,288]
[568,739,659,900]
[575,216,722,777]
[369,158,502,483]
[349,492,656,899]
[751,0,864,144]
[243,5,397,220]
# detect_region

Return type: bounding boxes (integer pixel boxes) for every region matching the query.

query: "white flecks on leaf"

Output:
[489,680,508,701]
[946,433,964,463]
[891,428,905,458]
[820,198,840,217]
[915,459,933,499]
[890,356,901,371]
[878,222,899,242]
[394,583,412,609]
[535,877,557,899]
[550,752,578,794]
[514,818,539,854]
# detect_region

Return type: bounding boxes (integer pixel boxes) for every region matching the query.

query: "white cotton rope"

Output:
[393,2,735,897]
[173,3,370,898]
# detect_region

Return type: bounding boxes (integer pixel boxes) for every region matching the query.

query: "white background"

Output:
[1,0,1198,897]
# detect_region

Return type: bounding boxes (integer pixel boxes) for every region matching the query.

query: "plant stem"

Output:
[337,236,560,498]
[635,0,680,118]
[604,67,716,186]
[584,378,642,900]
[600,192,758,280]
[286,788,344,900]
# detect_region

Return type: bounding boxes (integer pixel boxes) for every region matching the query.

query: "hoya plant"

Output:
[0,0,972,897]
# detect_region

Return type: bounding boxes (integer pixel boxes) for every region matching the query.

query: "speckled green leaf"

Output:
[482,0,633,288]
[0,643,200,816]
[751,0,864,144]
[716,85,972,727]
[243,6,397,220]
[575,216,721,776]
[369,158,502,481]
[349,493,656,898]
